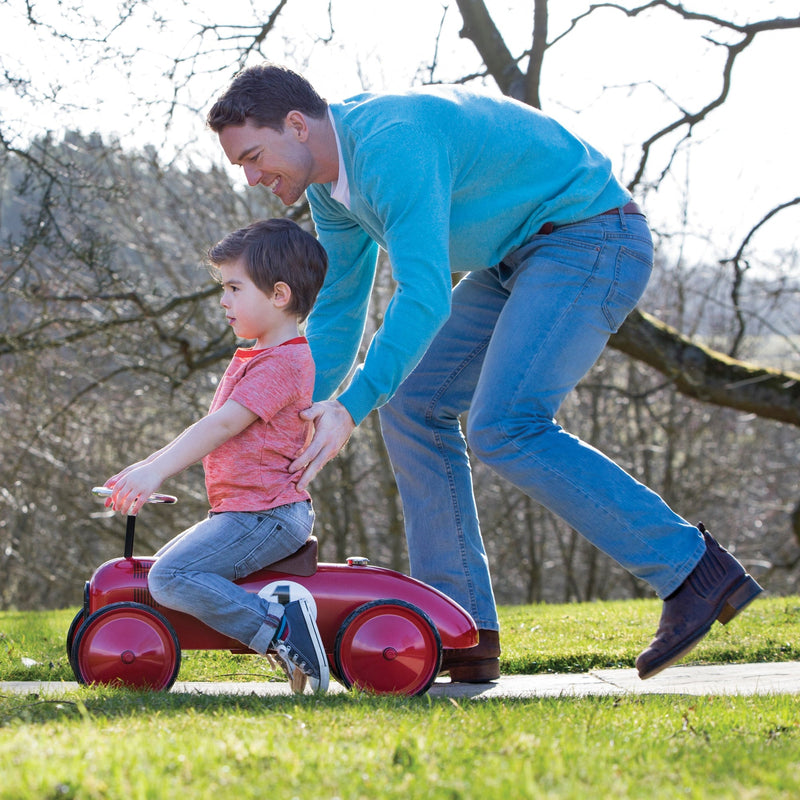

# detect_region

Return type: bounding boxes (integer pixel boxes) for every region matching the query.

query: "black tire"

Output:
[66,609,86,679]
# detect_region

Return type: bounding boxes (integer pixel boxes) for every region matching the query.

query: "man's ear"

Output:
[285,110,309,141]
[271,281,293,308]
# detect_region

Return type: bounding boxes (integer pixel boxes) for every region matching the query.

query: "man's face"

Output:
[218,117,315,206]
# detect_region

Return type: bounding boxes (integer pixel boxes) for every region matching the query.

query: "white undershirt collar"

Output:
[328,107,351,209]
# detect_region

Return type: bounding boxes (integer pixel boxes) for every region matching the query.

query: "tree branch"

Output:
[610,309,800,426]
[526,0,548,108]
[572,5,800,191]
[451,0,800,427]
[455,0,526,99]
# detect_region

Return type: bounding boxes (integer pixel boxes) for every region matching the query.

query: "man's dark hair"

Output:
[208,218,328,322]
[207,63,328,133]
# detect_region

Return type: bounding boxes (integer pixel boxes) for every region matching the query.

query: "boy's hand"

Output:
[105,465,164,516]
[290,400,355,490]
[104,462,140,488]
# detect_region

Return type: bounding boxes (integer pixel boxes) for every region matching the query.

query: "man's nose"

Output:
[243,164,262,187]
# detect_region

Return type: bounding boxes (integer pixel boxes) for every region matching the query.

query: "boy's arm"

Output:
[104,435,187,486]
[105,399,257,516]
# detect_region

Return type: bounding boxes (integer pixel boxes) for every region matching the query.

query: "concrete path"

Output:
[3,662,799,698]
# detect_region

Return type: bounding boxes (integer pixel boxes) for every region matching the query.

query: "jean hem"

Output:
[656,538,707,600]
[249,616,281,656]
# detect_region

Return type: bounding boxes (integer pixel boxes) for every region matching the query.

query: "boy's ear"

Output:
[271,281,292,308]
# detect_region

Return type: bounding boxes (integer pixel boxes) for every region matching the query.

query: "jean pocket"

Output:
[232,506,313,579]
[602,245,653,331]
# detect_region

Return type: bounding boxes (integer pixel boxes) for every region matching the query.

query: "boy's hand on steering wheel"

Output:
[105,465,164,516]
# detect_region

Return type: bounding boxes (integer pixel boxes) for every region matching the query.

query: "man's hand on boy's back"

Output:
[290,400,355,491]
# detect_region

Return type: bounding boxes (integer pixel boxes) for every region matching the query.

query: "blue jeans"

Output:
[379,210,705,630]
[147,501,314,654]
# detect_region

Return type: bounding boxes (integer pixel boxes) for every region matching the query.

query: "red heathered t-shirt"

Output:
[202,337,313,513]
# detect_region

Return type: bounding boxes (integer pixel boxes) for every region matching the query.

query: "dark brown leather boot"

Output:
[440,628,500,682]
[636,523,763,680]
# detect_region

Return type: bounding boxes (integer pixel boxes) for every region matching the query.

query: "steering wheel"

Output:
[91,486,178,504]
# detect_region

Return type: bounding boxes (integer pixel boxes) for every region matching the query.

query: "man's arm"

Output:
[295,123,456,486]
[313,123,454,425]
[105,399,257,516]
[305,187,380,402]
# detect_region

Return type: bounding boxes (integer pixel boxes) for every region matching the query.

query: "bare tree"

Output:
[1,1,799,609]
[4,0,797,421]
[453,0,800,420]
[0,131,285,608]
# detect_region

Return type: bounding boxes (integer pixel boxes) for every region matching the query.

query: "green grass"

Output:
[2,598,799,799]
[1,688,799,798]
[3,596,799,682]
[499,595,800,673]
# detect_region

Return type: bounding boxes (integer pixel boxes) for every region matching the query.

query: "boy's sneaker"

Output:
[272,599,329,694]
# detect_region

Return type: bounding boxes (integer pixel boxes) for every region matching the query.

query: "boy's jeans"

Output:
[379,210,705,631]
[148,500,314,654]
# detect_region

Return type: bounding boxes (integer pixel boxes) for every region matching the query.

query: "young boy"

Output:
[104,218,330,693]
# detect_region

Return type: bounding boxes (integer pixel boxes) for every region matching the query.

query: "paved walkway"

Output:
[3,662,799,698]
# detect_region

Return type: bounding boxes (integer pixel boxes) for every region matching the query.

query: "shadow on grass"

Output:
[3,682,661,731]
[0,683,460,727]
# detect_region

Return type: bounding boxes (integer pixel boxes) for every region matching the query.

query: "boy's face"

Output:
[219,258,290,349]
[218,117,315,206]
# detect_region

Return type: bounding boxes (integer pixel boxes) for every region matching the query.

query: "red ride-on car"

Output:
[67,489,478,696]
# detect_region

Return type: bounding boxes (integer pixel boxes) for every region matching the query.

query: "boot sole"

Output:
[446,657,500,683]
[638,573,763,680]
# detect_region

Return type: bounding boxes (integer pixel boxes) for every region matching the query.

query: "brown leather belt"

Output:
[605,201,644,217]
[537,201,644,235]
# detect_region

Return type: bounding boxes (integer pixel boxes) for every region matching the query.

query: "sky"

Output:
[2,0,798,268]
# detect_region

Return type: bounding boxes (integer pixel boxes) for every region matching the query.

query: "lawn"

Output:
[1,597,799,799]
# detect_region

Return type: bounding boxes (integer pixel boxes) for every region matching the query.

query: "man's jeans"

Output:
[148,501,314,654]
[379,210,704,630]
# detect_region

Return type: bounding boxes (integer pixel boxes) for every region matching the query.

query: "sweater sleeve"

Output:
[309,122,455,425]
[305,188,380,406]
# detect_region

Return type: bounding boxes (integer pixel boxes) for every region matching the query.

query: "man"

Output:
[207,62,762,682]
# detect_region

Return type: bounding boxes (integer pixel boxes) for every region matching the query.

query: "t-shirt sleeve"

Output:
[228,350,305,421]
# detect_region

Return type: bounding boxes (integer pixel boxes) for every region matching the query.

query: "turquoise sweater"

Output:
[306,85,630,424]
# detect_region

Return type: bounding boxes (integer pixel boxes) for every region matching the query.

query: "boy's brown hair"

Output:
[208,218,327,322]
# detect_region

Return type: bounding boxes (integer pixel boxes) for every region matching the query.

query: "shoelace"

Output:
[274,643,309,693]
